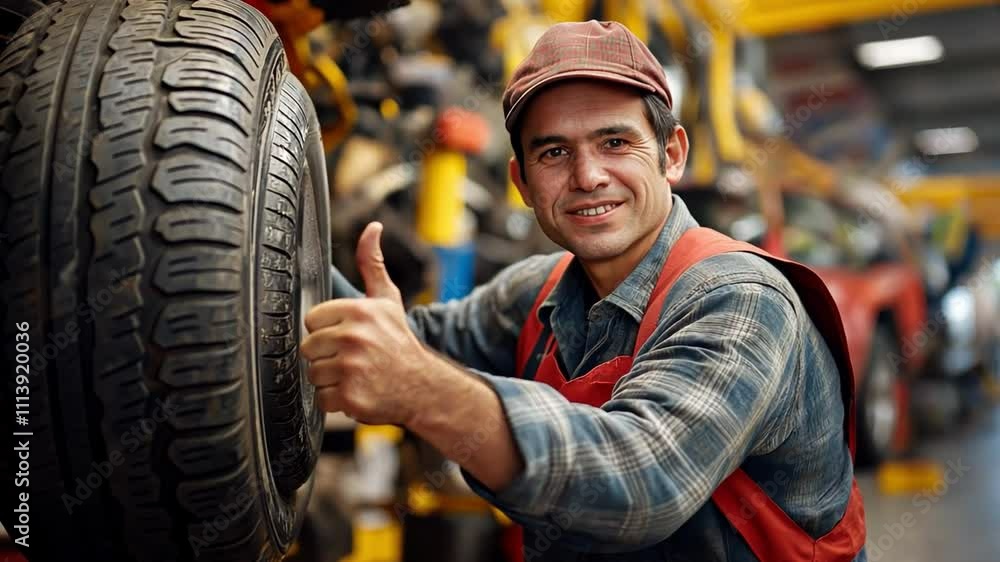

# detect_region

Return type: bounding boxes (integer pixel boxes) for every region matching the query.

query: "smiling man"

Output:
[302,20,867,561]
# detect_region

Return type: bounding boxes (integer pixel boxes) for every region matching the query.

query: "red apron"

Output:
[503,227,866,562]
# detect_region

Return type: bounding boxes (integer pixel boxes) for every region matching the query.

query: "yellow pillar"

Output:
[340,425,405,562]
[416,149,467,246]
[604,0,649,43]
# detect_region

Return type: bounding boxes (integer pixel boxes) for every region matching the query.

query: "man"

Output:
[302,20,867,561]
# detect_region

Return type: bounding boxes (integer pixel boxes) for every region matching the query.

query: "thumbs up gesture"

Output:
[355,221,404,303]
[301,222,431,425]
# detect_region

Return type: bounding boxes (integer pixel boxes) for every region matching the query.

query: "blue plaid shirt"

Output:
[332,196,865,561]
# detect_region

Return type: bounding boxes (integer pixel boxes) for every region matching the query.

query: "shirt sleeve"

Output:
[406,253,560,377]
[331,254,558,376]
[330,263,365,299]
[462,280,804,552]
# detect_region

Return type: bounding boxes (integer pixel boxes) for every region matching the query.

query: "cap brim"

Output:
[504,69,657,131]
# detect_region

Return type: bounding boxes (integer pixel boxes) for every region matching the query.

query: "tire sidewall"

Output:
[858,326,906,465]
[247,67,329,550]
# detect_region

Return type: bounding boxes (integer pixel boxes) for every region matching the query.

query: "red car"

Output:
[678,153,928,465]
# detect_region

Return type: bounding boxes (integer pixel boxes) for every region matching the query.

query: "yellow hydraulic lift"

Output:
[731,0,997,37]
[491,0,554,209]
[630,0,758,189]
[896,176,1000,240]
[251,0,358,151]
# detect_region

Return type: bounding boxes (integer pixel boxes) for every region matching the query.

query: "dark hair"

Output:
[510,91,678,182]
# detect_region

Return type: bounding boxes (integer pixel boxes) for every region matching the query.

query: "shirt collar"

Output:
[539,194,700,323]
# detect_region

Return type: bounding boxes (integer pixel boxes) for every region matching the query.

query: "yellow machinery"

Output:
[729,0,997,37]
[490,0,551,209]
[414,107,491,301]
[249,0,359,150]
[894,176,1000,240]
[339,425,406,562]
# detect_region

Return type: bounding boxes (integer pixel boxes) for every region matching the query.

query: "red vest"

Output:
[506,227,866,562]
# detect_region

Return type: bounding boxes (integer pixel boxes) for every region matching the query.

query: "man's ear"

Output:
[509,156,534,208]
[663,125,690,185]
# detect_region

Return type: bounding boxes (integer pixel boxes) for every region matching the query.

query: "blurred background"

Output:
[4,0,999,560]
[270,1,1000,560]
[260,1,1000,561]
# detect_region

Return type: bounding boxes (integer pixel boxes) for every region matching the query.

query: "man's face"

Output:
[511,80,687,263]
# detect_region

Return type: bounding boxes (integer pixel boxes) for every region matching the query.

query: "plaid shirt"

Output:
[332,196,865,561]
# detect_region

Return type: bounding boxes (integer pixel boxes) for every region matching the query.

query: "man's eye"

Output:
[543,147,566,159]
[606,138,627,148]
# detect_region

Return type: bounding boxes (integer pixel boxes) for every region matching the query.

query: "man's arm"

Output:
[412,281,804,551]
[401,355,527,490]
[308,226,555,486]
[321,237,558,489]
[313,226,800,550]
[331,253,559,376]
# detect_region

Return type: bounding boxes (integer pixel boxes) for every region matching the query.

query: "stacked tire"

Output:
[0,0,330,559]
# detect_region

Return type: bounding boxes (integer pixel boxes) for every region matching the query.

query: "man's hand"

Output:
[302,222,525,490]
[301,222,433,426]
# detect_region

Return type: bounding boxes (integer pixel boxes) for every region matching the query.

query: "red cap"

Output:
[502,20,673,132]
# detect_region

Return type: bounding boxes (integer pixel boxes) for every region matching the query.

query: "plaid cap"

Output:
[502,20,673,132]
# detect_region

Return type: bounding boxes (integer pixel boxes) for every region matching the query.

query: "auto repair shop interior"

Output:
[0,0,998,561]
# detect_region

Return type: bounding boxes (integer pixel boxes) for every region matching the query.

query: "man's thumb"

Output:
[356,222,400,301]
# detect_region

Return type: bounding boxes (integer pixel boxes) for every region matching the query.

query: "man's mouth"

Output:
[570,203,620,217]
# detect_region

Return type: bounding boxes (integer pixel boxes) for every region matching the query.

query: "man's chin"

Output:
[545,224,628,261]
[567,242,627,263]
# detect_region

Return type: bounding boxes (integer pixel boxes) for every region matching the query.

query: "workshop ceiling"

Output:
[765,3,1000,176]
[846,5,1000,175]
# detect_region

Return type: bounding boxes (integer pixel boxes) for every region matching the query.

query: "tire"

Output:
[910,378,961,436]
[0,0,330,559]
[1,0,57,47]
[990,335,1000,386]
[856,326,909,466]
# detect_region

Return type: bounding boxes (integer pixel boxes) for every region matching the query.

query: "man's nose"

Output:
[570,154,610,192]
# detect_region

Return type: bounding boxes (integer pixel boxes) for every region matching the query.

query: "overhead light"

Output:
[855,36,944,69]
[914,127,979,156]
